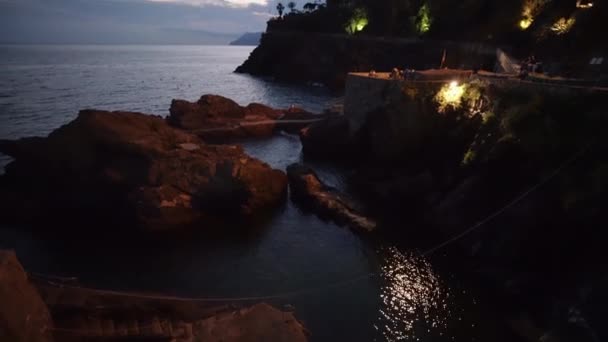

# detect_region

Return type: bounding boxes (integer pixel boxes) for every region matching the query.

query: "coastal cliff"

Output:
[236,31,496,90]
[229,32,262,46]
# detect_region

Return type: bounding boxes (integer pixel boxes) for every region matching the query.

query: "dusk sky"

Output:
[0,0,314,44]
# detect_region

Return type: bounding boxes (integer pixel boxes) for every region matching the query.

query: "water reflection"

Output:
[376,247,454,341]
[0,45,336,140]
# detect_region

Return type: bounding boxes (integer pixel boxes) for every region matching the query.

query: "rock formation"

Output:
[298,74,608,340]
[168,94,325,141]
[300,116,355,160]
[236,32,496,90]
[1,250,309,342]
[0,250,54,342]
[0,110,288,230]
[287,163,376,232]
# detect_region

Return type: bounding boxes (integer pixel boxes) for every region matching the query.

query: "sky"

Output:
[0,0,316,44]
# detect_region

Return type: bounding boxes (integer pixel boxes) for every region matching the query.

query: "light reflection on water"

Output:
[376,246,458,341]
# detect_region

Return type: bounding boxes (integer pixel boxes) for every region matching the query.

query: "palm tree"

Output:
[288,1,297,13]
[276,2,285,17]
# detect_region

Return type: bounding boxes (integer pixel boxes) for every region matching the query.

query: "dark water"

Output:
[0,45,489,341]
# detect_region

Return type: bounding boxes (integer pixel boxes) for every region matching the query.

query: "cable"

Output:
[29,142,595,303]
[421,142,593,257]
[33,272,376,303]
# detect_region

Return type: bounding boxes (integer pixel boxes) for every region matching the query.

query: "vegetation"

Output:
[276,2,285,18]
[434,79,487,115]
[415,3,432,35]
[345,8,368,34]
[288,1,297,14]
[264,0,606,60]
[550,17,576,35]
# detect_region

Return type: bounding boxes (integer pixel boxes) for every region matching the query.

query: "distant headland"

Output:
[230,32,263,46]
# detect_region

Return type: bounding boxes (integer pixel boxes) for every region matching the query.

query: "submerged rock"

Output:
[286,163,376,232]
[168,94,324,141]
[0,110,287,230]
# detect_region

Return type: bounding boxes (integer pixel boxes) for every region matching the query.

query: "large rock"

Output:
[287,163,376,232]
[300,116,354,160]
[168,95,249,130]
[168,94,323,141]
[0,250,54,342]
[194,303,308,342]
[0,110,287,230]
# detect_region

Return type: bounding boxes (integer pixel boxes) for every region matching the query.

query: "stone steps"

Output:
[53,314,195,341]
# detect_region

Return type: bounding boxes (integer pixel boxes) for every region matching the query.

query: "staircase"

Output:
[52,313,195,341]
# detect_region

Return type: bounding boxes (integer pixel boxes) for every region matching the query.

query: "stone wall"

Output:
[344,73,459,134]
[344,72,608,135]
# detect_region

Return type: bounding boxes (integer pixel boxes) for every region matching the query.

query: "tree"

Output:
[276,2,285,17]
[345,7,368,34]
[288,1,297,13]
[415,2,433,35]
[303,2,318,13]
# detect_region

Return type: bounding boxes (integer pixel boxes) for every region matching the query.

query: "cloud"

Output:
[146,0,269,8]
[0,0,275,43]
[252,11,274,18]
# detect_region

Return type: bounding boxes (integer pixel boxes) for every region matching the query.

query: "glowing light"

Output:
[551,17,576,35]
[355,19,368,31]
[345,8,368,34]
[576,0,594,8]
[416,3,432,34]
[519,0,550,30]
[520,18,533,30]
[435,81,466,113]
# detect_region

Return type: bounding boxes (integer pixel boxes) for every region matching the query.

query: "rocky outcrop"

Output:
[287,163,376,232]
[0,110,287,230]
[193,303,308,342]
[0,250,54,342]
[2,250,309,342]
[168,94,325,141]
[300,116,354,160]
[37,278,309,342]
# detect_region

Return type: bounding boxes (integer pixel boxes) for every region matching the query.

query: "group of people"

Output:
[519,55,543,79]
[367,68,417,80]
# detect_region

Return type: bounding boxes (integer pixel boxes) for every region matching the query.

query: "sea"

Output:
[0,45,499,341]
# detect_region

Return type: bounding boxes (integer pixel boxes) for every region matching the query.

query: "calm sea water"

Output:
[0,45,493,341]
